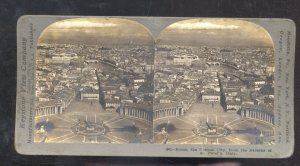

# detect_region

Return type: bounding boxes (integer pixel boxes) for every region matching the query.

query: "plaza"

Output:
[34,100,153,144]
[154,102,274,145]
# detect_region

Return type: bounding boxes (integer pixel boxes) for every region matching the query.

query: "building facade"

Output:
[80,90,99,101]
[201,93,221,102]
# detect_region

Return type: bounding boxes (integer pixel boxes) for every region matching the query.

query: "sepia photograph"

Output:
[15,16,295,157]
[153,19,275,145]
[34,18,275,145]
[34,18,155,144]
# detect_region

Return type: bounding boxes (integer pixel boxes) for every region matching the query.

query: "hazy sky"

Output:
[39,18,154,45]
[157,19,274,48]
[39,18,273,48]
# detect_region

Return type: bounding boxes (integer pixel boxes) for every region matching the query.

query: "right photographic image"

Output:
[153,19,275,145]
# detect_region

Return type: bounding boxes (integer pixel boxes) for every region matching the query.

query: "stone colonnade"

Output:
[35,105,64,116]
[241,108,274,125]
[153,106,184,120]
[119,106,152,122]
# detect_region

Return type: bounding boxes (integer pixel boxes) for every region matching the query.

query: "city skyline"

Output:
[39,18,155,46]
[158,19,273,47]
[39,18,273,48]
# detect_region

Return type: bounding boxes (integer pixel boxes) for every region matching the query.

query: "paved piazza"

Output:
[35,101,153,144]
[35,101,274,145]
[154,103,274,145]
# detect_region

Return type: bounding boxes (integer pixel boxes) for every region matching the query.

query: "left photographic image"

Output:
[34,18,155,144]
